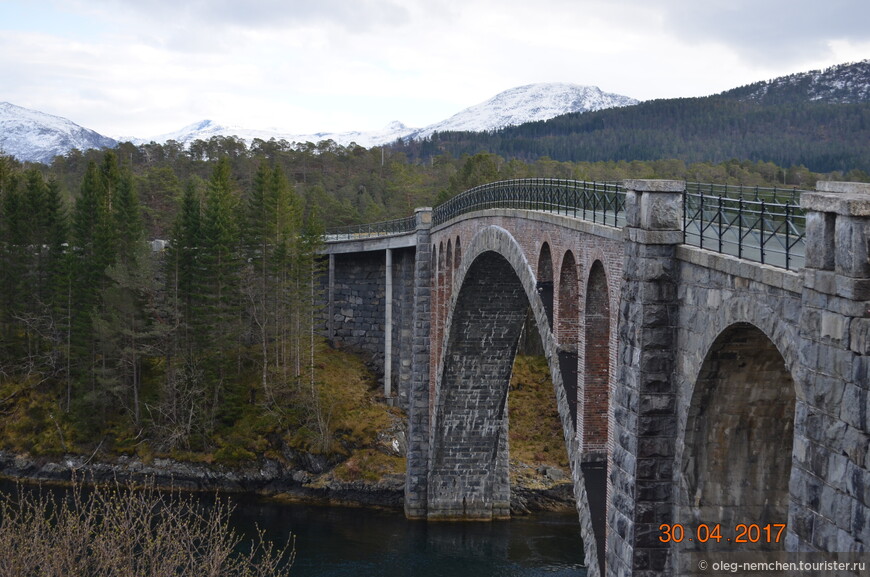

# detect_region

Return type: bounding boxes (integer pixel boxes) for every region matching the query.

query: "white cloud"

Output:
[1,0,868,138]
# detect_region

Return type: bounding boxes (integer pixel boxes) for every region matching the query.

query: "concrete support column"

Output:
[327,253,335,342]
[790,182,870,552]
[405,207,433,519]
[385,248,393,399]
[609,180,684,577]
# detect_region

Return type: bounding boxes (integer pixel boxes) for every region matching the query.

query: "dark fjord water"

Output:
[231,497,587,577]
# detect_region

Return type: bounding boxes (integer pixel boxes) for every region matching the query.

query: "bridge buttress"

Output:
[790,182,870,552]
[405,208,434,519]
[609,180,685,577]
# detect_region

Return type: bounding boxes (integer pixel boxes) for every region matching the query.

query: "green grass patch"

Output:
[508,355,570,470]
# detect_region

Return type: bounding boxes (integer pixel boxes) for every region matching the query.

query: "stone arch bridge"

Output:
[321,179,870,576]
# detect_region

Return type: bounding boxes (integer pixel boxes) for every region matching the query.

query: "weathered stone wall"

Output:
[326,249,386,356]
[427,250,525,520]
[390,247,416,406]
[789,183,870,554]
[672,249,803,564]
[609,180,684,577]
[320,247,416,402]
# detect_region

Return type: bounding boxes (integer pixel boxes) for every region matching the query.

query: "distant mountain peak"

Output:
[410,83,638,139]
[0,102,117,163]
[139,83,638,150]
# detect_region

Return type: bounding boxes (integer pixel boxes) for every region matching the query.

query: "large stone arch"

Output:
[679,322,796,553]
[675,296,800,561]
[429,225,601,575]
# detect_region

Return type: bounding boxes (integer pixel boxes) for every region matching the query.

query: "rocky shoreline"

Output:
[0,450,574,515]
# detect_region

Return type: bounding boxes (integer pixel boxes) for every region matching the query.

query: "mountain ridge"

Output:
[3,59,870,165]
[140,83,637,149]
[1,83,637,162]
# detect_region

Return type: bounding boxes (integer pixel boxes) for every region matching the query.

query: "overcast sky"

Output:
[2,0,870,139]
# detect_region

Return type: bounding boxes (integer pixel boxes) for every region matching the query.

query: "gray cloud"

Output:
[651,0,870,66]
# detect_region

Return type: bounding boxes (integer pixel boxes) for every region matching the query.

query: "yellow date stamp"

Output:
[659,523,786,544]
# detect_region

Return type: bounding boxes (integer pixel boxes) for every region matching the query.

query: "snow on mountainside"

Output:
[143,83,638,148]
[0,83,637,162]
[0,102,117,164]
[410,83,638,139]
[723,60,870,104]
[143,119,413,150]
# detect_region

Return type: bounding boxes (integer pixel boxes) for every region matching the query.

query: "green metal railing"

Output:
[326,214,417,240]
[325,179,809,271]
[683,182,807,271]
[432,179,624,226]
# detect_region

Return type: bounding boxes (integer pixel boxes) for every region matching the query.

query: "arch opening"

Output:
[582,261,610,454]
[557,251,579,431]
[423,226,601,574]
[537,243,554,329]
[454,236,462,271]
[581,260,610,577]
[680,322,796,552]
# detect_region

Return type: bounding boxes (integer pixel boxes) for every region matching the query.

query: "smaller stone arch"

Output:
[446,238,454,300]
[582,260,610,454]
[537,242,554,329]
[454,236,461,271]
[557,250,579,431]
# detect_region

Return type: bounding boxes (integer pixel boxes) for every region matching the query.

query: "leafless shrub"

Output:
[0,477,294,577]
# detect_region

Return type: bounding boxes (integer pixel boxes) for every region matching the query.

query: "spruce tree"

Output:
[197,157,242,430]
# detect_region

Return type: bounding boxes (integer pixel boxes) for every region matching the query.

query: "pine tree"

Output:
[92,160,153,424]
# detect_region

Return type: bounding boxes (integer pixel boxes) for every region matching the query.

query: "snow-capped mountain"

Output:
[722,59,870,104]
[0,102,117,164]
[0,83,636,162]
[147,84,637,148]
[409,83,638,139]
[142,119,413,149]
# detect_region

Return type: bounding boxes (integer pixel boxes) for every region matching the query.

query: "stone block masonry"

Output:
[320,246,416,405]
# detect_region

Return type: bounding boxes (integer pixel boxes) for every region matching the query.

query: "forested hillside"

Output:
[396,97,870,175]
